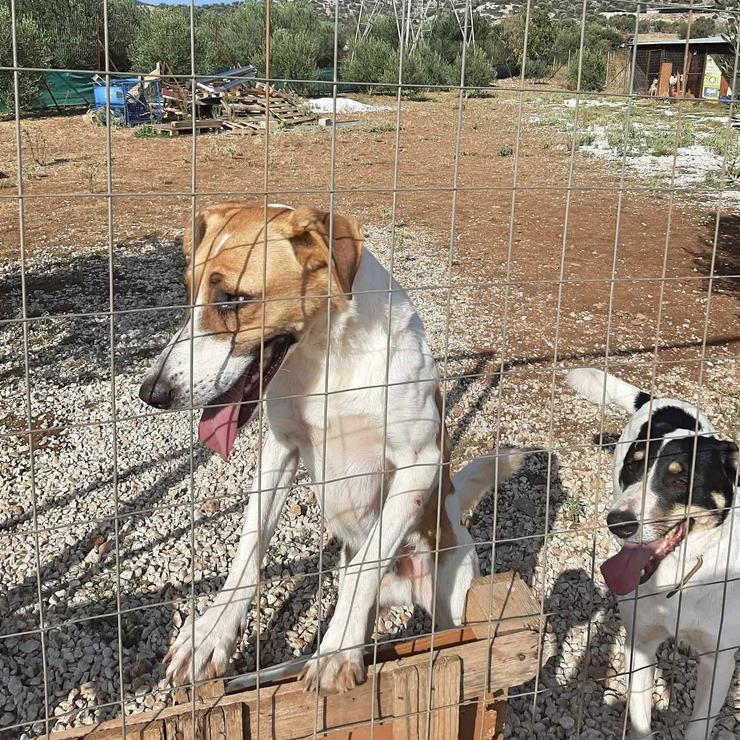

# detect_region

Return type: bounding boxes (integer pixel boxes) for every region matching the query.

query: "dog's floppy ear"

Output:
[182,212,207,266]
[720,440,739,484]
[287,206,363,297]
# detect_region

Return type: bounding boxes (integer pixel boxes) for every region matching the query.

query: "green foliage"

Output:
[363,15,401,50]
[0,5,50,113]
[341,37,395,89]
[554,22,622,65]
[707,127,740,161]
[130,8,211,75]
[455,44,496,91]
[272,0,338,68]
[133,125,158,139]
[219,2,265,69]
[566,50,607,92]
[497,144,513,156]
[502,7,556,78]
[674,16,716,39]
[16,0,140,70]
[269,28,320,94]
[427,9,497,66]
[379,49,431,95]
[606,120,696,157]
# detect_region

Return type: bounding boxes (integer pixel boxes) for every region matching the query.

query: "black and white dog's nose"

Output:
[607,510,639,539]
[139,375,174,409]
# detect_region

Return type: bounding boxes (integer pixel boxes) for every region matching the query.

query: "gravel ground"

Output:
[0,223,738,738]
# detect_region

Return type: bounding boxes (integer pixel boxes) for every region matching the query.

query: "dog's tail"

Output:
[565,368,651,413]
[452,448,525,513]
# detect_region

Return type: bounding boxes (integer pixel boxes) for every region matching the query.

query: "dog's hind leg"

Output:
[165,432,299,685]
[685,644,735,740]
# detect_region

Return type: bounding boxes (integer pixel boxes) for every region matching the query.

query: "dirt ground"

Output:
[0,93,736,380]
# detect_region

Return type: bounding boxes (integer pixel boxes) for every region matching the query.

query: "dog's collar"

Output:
[665,556,703,599]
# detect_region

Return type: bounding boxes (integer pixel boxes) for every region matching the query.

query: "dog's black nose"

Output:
[607,510,639,539]
[139,375,174,409]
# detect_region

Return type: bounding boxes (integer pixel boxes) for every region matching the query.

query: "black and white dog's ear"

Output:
[592,431,619,453]
[720,440,739,484]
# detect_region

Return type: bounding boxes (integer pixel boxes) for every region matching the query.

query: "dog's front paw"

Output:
[300,646,365,694]
[164,611,238,685]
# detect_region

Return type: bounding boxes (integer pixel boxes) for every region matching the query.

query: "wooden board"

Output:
[464,572,547,640]
[48,574,550,740]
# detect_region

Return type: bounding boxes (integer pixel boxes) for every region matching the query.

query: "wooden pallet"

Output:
[152,119,224,137]
[47,573,553,740]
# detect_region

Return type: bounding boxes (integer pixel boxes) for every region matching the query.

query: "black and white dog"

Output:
[566,368,739,740]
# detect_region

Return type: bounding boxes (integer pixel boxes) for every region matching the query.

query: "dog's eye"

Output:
[219,293,252,312]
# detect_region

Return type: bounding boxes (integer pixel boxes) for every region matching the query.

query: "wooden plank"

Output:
[429,656,461,740]
[392,663,420,740]
[464,572,546,640]
[658,61,672,97]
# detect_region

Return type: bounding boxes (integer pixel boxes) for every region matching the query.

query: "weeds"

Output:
[497,144,513,156]
[133,125,158,139]
[364,121,397,133]
[80,163,102,193]
[562,495,587,525]
[23,129,49,166]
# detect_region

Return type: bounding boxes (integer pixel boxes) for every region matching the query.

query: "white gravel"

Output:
[308,97,391,114]
[0,224,738,738]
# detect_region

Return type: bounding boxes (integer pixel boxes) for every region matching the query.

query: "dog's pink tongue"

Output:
[600,544,655,596]
[198,375,249,461]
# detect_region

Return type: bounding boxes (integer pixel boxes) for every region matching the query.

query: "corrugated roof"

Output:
[630,35,731,46]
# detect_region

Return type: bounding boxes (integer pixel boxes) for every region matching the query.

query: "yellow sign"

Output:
[703,56,721,99]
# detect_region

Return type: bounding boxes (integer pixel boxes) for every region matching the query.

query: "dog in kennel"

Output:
[567,368,740,740]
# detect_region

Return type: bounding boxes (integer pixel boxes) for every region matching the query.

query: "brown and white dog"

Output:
[139,203,521,693]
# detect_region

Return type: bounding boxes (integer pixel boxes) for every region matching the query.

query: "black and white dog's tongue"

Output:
[600,543,656,595]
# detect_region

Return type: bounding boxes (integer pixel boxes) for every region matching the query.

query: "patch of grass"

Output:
[364,121,397,134]
[644,121,696,156]
[706,127,740,161]
[133,125,158,139]
[497,144,513,157]
[573,131,595,148]
[605,119,696,157]
[606,122,640,156]
[562,495,587,525]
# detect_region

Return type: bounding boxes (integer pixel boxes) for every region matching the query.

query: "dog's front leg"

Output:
[684,644,735,740]
[165,431,298,685]
[624,634,659,739]
[302,446,439,694]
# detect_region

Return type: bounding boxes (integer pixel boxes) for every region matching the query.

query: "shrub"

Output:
[220,3,265,69]
[414,45,455,88]
[130,9,205,75]
[502,7,555,78]
[0,7,50,114]
[454,44,496,92]
[134,125,158,139]
[367,15,401,50]
[341,37,395,89]
[566,50,607,92]
[272,0,339,68]
[269,29,320,95]
[380,50,428,95]
[377,46,457,96]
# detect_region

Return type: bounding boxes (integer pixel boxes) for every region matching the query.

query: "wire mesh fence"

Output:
[1,0,739,739]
